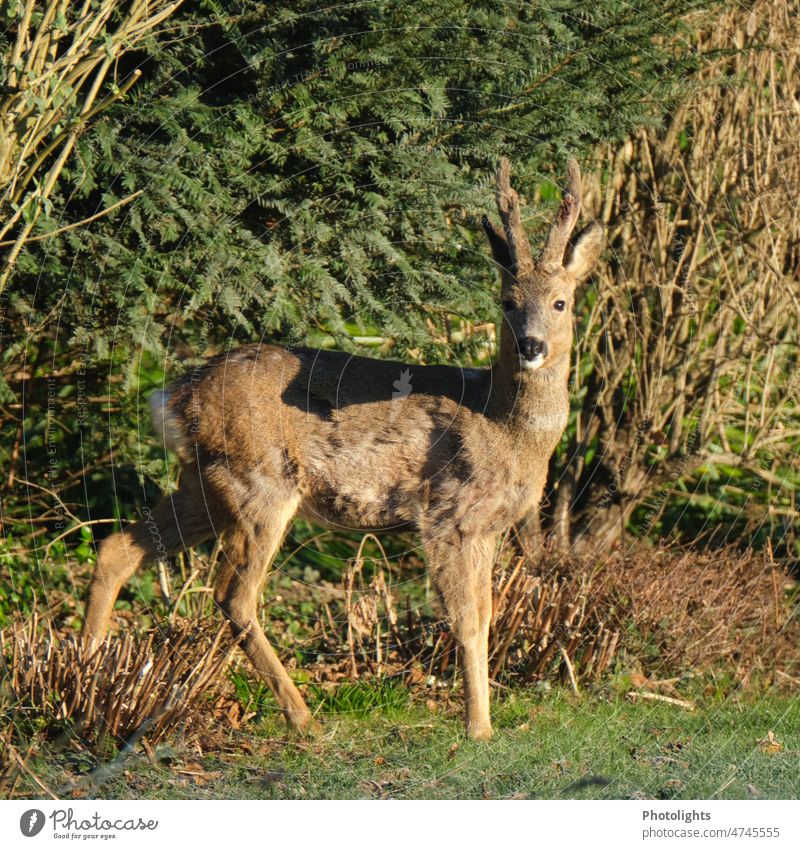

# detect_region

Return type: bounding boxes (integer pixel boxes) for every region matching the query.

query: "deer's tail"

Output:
[149,388,190,461]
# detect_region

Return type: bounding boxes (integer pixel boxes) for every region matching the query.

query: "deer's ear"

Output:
[564,223,604,283]
[482,215,512,272]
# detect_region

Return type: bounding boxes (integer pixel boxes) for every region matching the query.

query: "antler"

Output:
[539,158,582,271]
[490,158,584,276]
[494,157,535,277]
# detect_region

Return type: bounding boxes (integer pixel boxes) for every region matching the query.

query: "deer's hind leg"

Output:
[214,492,318,735]
[83,486,216,643]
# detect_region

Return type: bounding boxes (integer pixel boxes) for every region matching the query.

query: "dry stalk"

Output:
[627,691,696,711]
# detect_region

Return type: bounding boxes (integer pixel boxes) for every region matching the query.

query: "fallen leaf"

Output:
[405,667,427,686]
[175,762,223,786]
[756,730,783,754]
[359,779,390,798]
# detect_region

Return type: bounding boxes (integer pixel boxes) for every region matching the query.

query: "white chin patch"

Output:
[519,354,545,371]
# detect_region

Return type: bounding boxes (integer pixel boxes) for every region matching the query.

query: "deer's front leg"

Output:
[424,531,496,741]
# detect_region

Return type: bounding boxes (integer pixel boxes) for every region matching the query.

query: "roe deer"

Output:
[83,158,604,740]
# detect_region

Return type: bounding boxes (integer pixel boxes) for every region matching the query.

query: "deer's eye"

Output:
[502,300,516,313]
[553,299,566,312]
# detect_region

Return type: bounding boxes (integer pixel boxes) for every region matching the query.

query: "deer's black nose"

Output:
[518,337,547,361]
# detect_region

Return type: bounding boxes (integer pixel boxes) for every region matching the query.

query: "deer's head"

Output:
[482,158,603,373]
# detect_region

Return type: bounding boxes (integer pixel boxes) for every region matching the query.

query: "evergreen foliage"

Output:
[2,0,710,528]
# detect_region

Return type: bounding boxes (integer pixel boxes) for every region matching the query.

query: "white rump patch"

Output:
[149,389,186,457]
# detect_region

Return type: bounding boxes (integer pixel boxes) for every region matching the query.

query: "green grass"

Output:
[18,688,800,800]
[307,678,411,717]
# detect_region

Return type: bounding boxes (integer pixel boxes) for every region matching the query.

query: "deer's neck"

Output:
[487,345,571,436]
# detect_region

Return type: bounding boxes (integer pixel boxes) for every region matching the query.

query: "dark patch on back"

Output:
[452,459,473,484]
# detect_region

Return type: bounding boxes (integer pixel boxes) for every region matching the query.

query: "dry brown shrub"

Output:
[313,542,798,693]
[0,615,237,748]
[489,558,619,686]
[550,544,800,685]
[315,546,619,689]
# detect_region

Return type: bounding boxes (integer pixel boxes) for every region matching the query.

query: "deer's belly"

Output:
[297,487,418,534]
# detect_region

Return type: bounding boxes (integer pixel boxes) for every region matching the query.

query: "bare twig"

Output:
[627,691,696,711]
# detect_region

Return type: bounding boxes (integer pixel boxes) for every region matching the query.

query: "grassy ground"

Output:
[3,544,798,800]
[19,686,800,801]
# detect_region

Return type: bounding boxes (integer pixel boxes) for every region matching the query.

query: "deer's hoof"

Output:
[305,718,324,738]
[290,713,323,738]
